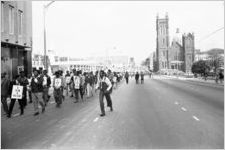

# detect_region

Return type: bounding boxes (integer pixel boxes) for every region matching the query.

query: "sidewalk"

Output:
[159,75,224,86]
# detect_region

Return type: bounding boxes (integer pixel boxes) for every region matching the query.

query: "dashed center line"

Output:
[93,117,99,122]
[192,116,200,121]
[12,113,20,117]
[181,107,187,112]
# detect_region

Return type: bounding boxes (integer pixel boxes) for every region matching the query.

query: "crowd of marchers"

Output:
[1,69,124,118]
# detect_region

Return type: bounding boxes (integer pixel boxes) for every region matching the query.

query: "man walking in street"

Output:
[65,71,71,96]
[135,72,139,84]
[53,71,64,107]
[27,74,33,103]
[1,73,10,116]
[72,71,81,103]
[31,70,45,116]
[125,71,129,84]
[95,70,113,117]
[219,70,224,83]
[8,75,25,118]
[18,71,29,108]
[140,72,144,84]
[41,70,51,106]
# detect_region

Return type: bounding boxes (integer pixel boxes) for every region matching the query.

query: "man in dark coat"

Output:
[135,72,139,84]
[1,73,10,115]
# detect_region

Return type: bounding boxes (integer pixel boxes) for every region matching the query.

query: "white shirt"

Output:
[96,76,112,91]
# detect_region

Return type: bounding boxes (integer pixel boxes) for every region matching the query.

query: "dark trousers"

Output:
[43,87,49,105]
[8,99,24,116]
[54,88,62,105]
[28,90,32,102]
[125,78,129,84]
[1,96,9,114]
[99,91,112,115]
[74,88,83,101]
[22,91,27,107]
[136,79,139,84]
[79,86,84,99]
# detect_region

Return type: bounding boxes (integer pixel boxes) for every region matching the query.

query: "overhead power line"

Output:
[199,27,224,42]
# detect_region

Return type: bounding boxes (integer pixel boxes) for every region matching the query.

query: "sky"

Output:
[32,1,224,64]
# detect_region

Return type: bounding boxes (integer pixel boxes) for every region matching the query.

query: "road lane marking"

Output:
[93,117,99,122]
[192,116,200,121]
[181,107,187,112]
[174,102,179,105]
[13,113,20,117]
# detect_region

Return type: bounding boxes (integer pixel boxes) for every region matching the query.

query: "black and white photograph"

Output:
[1,0,224,149]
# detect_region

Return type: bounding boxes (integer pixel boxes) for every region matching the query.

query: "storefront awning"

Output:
[1,41,31,49]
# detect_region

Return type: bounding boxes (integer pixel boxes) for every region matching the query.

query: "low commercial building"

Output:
[1,1,32,79]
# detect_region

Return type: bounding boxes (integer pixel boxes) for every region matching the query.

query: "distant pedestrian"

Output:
[31,70,45,116]
[79,71,85,101]
[149,72,152,78]
[1,73,10,116]
[85,72,92,98]
[95,70,113,117]
[125,71,129,84]
[70,70,75,97]
[59,70,65,101]
[113,72,117,89]
[219,71,224,83]
[72,71,81,103]
[135,72,139,84]
[53,71,64,107]
[90,71,95,97]
[65,71,71,96]
[140,72,144,84]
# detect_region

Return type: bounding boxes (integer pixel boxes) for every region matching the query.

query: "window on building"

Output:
[9,5,14,34]
[18,10,23,36]
[1,2,4,32]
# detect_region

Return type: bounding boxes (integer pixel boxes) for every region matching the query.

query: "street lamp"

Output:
[43,1,55,70]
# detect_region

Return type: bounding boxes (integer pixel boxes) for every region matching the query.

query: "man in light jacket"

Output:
[95,70,113,117]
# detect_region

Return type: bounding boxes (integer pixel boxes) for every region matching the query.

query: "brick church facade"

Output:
[156,13,195,73]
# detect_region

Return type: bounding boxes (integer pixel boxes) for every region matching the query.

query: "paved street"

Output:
[1,76,224,149]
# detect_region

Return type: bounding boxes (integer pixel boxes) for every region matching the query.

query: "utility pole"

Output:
[43,1,55,70]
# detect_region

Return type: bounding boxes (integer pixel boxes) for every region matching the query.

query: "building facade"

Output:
[156,13,170,71]
[182,33,195,73]
[1,1,32,79]
[155,14,195,73]
[169,40,184,71]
